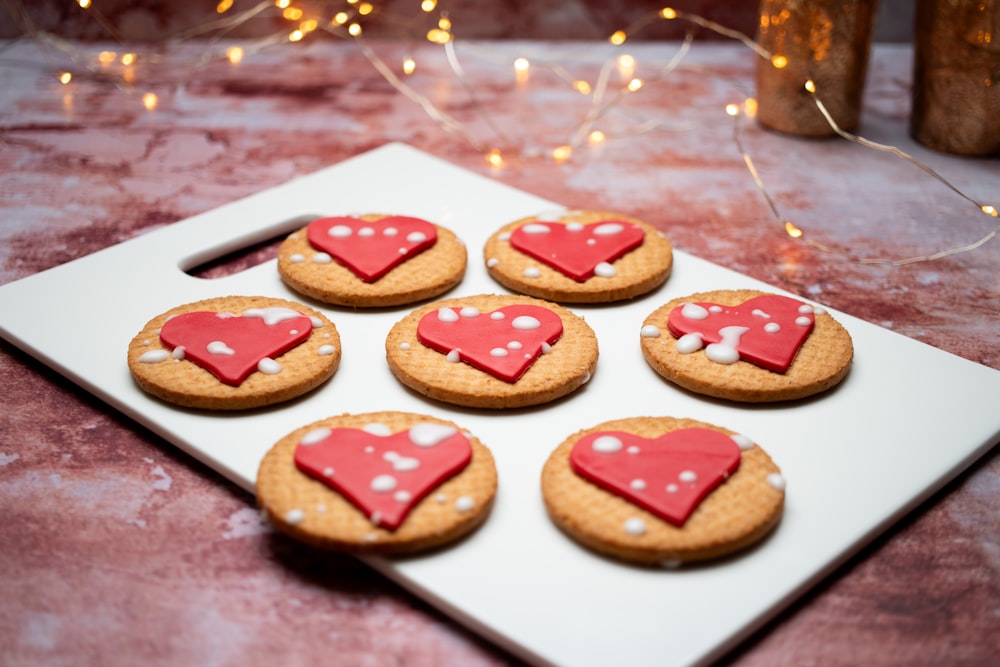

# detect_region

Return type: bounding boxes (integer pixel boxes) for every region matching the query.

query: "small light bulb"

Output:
[588,130,606,144]
[572,80,591,94]
[784,221,804,238]
[216,0,233,13]
[982,205,998,217]
[58,71,72,84]
[121,52,136,66]
[226,46,244,64]
[513,57,530,72]
[609,30,627,45]
[275,0,290,8]
[283,7,303,20]
[142,92,158,111]
[438,16,451,31]
[770,54,788,69]
[725,103,740,116]
[421,0,437,11]
[402,57,416,75]
[426,28,451,43]
[359,3,374,16]
[332,12,349,25]
[552,145,573,162]
[660,7,677,20]
[627,78,643,92]
[348,23,362,37]
[804,79,816,93]
[77,0,91,8]
[300,19,318,32]
[743,97,758,118]
[486,149,504,168]
[98,51,117,65]
[288,29,304,42]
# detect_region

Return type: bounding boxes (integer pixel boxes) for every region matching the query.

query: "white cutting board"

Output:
[2,143,998,667]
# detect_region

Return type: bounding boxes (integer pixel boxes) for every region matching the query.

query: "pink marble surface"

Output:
[1,35,999,667]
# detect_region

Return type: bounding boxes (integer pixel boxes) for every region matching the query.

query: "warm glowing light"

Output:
[660,7,677,20]
[358,2,374,15]
[513,57,530,72]
[618,54,635,69]
[226,46,244,64]
[572,80,592,94]
[332,12,349,25]
[275,0,290,8]
[421,0,437,11]
[552,145,573,162]
[77,0,91,8]
[609,30,627,45]
[142,93,158,111]
[743,97,758,118]
[784,221,804,238]
[438,16,451,31]
[725,103,740,116]
[98,51,116,65]
[216,0,233,13]
[288,29,305,42]
[58,71,72,84]
[804,79,816,93]
[300,19,318,33]
[982,205,998,217]
[121,52,136,66]
[627,78,643,92]
[770,54,788,69]
[426,28,451,43]
[282,7,303,20]
[486,149,504,168]
[588,130,606,144]
[348,23,362,37]
[402,57,416,75]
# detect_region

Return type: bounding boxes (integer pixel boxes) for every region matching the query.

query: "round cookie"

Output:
[256,411,497,555]
[278,213,467,307]
[541,416,785,566]
[640,289,853,402]
[483,210,672,303]
[386,294,598,409]
[127,295,340,410]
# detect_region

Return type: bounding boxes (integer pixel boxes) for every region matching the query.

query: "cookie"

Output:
[256,411,497,555]
[541,416,785,566]
[483,210,672,303]
[127,295,340,410]
[640,289,853,402]
[277,214,467,307]
[386,294,598,409]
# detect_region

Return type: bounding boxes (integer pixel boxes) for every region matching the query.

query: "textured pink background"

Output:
[1,4,998,666]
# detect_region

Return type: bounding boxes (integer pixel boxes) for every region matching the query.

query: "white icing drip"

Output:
[437,308,459,323]
[300,428,332,446]
[592,435,623,453]
[541,342,553,354]
[593,223,625,236]
[640,324,661,338]
[624,517,646,536]
[409,423,458,447]
[705,326,748,364]
[318,344,336,356]
[512,316,541,330]
[752,309,771,318]
[731,434,754,451]
[371,474,397,492]
[594,262,616,277]
[207,341,235,356]
[257,358,281,375]
[676,332,704,354]
[680,303,710,320]
[767,473,786,491]
[243,307,304,326]
[446,349,461,362]
[138,350,169,363]
[310,317,323,328]
[363,423,392,436]
[384,451,420,471]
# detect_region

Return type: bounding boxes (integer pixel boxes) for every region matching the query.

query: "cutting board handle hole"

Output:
[183,216,316,279]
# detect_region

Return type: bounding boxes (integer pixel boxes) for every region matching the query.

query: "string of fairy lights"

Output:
[3,0,997,267]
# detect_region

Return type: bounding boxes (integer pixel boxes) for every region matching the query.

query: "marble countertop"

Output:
[1,38,998,666]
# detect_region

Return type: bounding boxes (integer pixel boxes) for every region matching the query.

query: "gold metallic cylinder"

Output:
[755,0,879,137]
[910,0,1000,155]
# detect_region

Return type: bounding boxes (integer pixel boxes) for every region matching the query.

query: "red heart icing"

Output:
[667,294,816,373]
[159,307,313,386]
[417,304,563,383]
[306,215,437,282]
[570,428,742,526]
[509,219,645,282]
[293,422,472,530]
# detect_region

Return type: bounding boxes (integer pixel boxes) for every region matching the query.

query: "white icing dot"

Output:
[660,558,683,569]
[363,423,392,436]
[623,517,646,536]
[318,344,336,356]
[446,349,461,362]
[257,358,281,375]
[138,350,170,363]
[285,509,305,525]
[316,504,326,513]
[435,493,447,503]
[679,470,697,483]
[521,223,551,234]
[487,257,499,267]
[524,267,541,278]
[371,475,397,493]
[767,473,786,491]
[666,483,678,493]
[627,446,640,454]
[328,224,352,237]
[358,227,375,237]
[322,467,334,477]
[394,490,412,503]
[312,253,332,263]
[490,347,508,357]
[207,341,235,356]
[798,304,814,314]
[455,496,475,513]
[383,451,420,471]
[459,307,480,318]
[507,341,523,350]
[751,309,771,319]
[300,428,332,446]
[676,332,705,354]
[369,513,382,526]
[640,324,661,338]
[364,446,375,453]
[491,311,506,320]
[680,303,710,320]
[764,323,781,333]
[383,227,399,236]
[592,435,623,453]
[630,479,647,491]
[535,210,564,221]
[407,231,427,243]
[512,316,541,330]
[498,232,511,241]
[310,317,323,328]
[709,305,723,313]
[731,434,754,451]
[594,262,617,277]
[437,308,459,323]
[565,221,584,231]
[593,223,625,236]
[290,253,305,263]
[400,342,411,350]
[409,422,458,447]
[795,316,812,326]
[289,329,299,336]
[541,342,553,354]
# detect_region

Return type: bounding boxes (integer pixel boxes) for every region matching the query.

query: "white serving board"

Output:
[1,143,998,667]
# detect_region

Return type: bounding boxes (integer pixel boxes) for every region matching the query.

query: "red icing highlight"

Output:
[509,219,644,282]
[159,309,312,386]
[667,294,815,373]
[570,428,741,527]
[306,215,437,282]
[293,424,472,530]
[416,304,563,383]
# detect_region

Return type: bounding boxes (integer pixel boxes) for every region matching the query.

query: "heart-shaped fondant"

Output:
[570,428,742,526]
[666,294,816,373]
[294,422,472,530]
[159,307,313,386]
[509,220,645,282]
[417,304,563,383]
[306,215,438,282]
